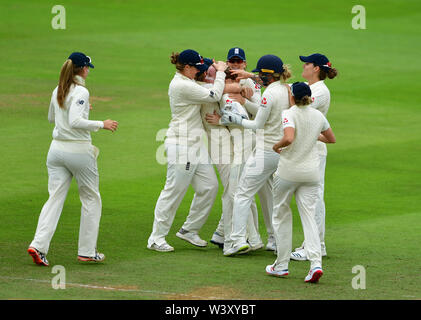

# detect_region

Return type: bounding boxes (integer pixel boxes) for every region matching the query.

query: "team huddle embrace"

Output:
[27,48,337,284]
[148,48,337,283]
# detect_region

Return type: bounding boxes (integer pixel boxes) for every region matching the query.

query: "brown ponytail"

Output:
[319,67,338,80]
[57,59,82,108]
[170,52,186,71]
[295,95,313,106]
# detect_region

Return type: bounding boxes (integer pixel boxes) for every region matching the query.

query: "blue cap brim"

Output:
[88,63,95,68]
[251,68,260,72]
[196,64,208,72]
[299,55,312,62]
[228,54,246,60]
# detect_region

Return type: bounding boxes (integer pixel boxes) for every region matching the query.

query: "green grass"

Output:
[1,0,421,300]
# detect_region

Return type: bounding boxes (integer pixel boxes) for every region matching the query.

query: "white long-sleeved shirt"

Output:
[308,80,331,156]
[241,78,262,117]
[166,71,226,147]
[241,81,289,151]
[199,82,233,165]
[275,105,330,182]
[220,93,254,164]
[48,75,103,142]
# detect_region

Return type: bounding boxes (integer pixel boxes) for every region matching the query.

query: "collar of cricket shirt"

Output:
[74,75,86,87]
[176,71,194,82]
[310,80,325,89]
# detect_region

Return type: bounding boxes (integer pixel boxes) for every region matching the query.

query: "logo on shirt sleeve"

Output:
[209,91,215,98]
[283,117,289,124]
[77,99,85,105]
[261,97,268,107]
[254,82,261,90]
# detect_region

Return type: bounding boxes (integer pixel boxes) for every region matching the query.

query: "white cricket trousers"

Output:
[272,175,322,271]
[300,154,327,252]
[215,174,274,238]
[148,143,218,247]
[30,140,102,257]
[230,149,280,246]
[212,167,261,247]
[222,163,262,250]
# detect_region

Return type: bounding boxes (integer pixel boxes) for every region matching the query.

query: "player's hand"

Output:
[229,69,253,80]
[240,87,254,100]
[220,111,243,126]
[213,60,227,72]
[103,119,118,132]
[90,104,93,110]
[228,93,245,105]
[273,143,282,154]
[205,111,221,125]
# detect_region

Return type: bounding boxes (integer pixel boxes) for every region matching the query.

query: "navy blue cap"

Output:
[291,82,312,100]
[252,54,284,74]
[179,49,207,72]
[68,52,94,68]
[227,47,246,61]
[299,53,331,72]
[196,58,213,74]
[203,58,213,67]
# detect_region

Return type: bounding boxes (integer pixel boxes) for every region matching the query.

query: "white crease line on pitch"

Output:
[0,275,230,299]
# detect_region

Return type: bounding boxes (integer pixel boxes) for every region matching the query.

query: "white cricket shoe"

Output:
[78,251,105,262]
[147,242,174,252]
[305,267,323,283]
[291,248,308,261]
[176,228,207,247]
[223,243,250,256]
[249,242,264,251]
[239,241,264,255]
[210,232,224,249]
[266,264,289,277]
[291,245,326,260]
[266,236,276,251]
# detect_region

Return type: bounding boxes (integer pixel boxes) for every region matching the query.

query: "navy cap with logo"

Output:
[196,58,213,74]
[291,82,312,100]
[252,54,284,74]
[179,49,207,72]
[227,47,246,61]
[299,53,331,72]
[68,52,94,68]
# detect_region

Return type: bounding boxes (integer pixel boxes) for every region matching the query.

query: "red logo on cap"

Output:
[327,62,332,67]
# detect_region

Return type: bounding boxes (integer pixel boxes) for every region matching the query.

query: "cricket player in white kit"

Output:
[28,52,119,266]
[290,54,339,261]
[147,50,227,252]
[209,48,276,251]
[220,55,292,256]
[197,59,262,253]
[266,82,336,283]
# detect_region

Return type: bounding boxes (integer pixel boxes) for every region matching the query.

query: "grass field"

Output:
[1,0,421,300]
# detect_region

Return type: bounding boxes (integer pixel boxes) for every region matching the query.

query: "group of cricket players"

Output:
[28,48,337,284]
[148,47,337,283]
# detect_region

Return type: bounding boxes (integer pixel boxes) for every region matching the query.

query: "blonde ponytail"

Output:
[272,64,293,82]
[281,64,292,81]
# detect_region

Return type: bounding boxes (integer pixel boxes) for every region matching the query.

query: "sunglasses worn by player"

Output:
[228,58,244,64]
